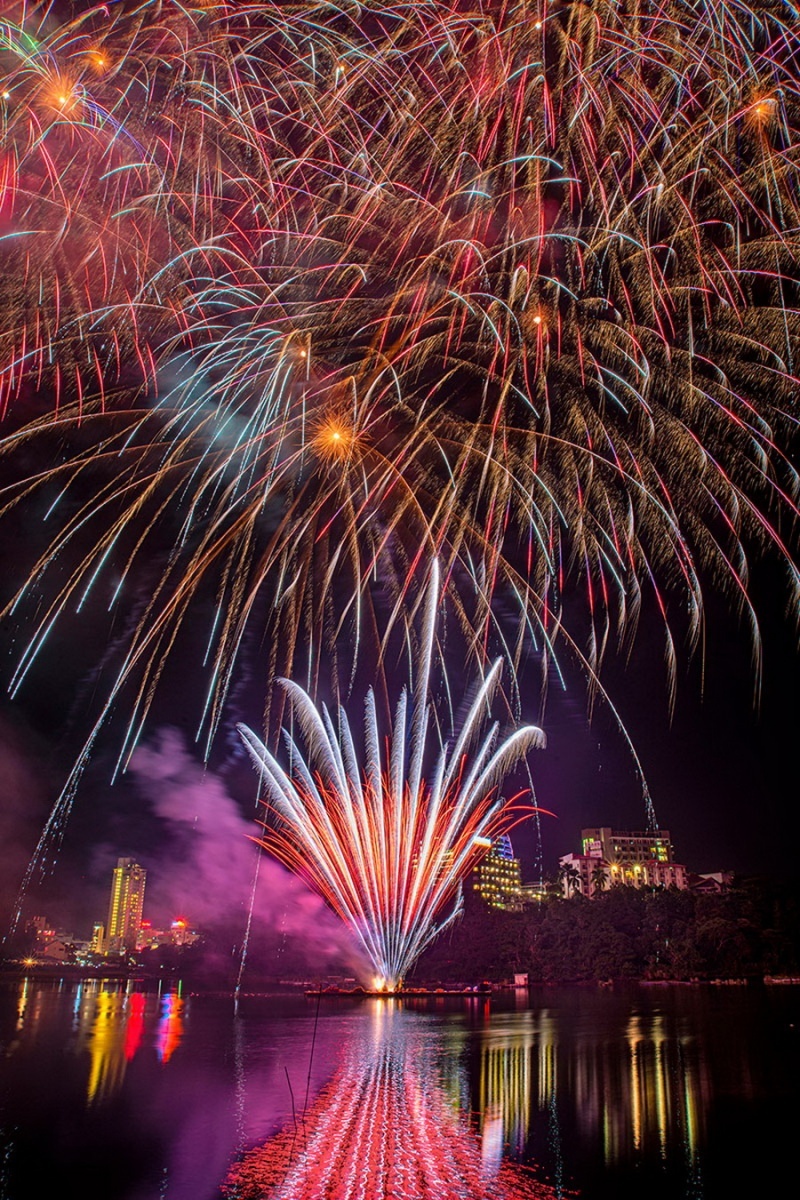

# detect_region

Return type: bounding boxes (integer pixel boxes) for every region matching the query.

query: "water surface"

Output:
[0,979,796,1198]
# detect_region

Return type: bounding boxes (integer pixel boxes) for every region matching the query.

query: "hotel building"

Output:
[473,834,524,910]
[559,827,688,898]
[105,857,147,953]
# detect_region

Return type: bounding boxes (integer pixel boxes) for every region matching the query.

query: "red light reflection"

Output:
[224,1007,555,1200]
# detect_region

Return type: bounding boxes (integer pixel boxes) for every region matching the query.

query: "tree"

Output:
[558,861,582,897]
[591,862,609,895]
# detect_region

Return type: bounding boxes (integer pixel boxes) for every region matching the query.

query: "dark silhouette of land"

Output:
[412,878,800,984]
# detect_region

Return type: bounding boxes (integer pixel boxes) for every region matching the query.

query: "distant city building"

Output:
[90,923,105,954]
[687,871,734,894]
[474,835,523,910]
[138,918,199,950]
[105,858,147,953]
[559,827,688,897]
[40,938,70,962]
[26,914,71,959]
[581,827,674,864]
[168,918,197,947]
[28,915,56,950]
[518,882,551,904]
[559,851,687,896]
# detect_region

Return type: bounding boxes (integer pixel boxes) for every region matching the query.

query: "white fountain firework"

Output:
[238,562,546,989]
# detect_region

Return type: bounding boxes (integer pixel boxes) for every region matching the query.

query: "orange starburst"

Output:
[312,414,358,465]
[748,94,777,127]
[39,73,80,116]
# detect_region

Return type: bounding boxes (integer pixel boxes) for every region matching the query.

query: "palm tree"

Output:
[591,862,609,896]
[558,861,582,898]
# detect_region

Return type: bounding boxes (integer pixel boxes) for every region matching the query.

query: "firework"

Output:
[0,0,210,412]
[238,562,545,989]
[1,1,799,870]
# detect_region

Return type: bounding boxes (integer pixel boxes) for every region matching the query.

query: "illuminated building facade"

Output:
[559,827,688,897]
[105,858,147,953]
[473,835,523,910]
[581,827,674,865]
[138,918,199,949]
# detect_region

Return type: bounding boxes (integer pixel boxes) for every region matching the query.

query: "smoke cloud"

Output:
[129,728,367,979]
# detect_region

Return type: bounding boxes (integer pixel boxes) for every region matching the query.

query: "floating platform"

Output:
[305,985,492,998]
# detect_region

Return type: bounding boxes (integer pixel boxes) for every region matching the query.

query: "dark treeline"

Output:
[412,880,800,984]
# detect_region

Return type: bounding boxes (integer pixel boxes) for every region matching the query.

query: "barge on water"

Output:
[305,984,492,998]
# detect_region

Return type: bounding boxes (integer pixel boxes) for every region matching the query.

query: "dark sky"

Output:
[522,568,798,881]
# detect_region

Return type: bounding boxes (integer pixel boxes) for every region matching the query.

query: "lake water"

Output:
[0,978,797,1199]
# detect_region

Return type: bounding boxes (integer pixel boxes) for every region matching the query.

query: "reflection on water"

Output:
[473,1006,704,1170]
[0,981,796,1199]
[15,977,30,1029]
[8,978,185,1105]
[156,992,185,1065]
[85,989,129,1102]
[223,996,716,1199]
[624,1013,701,1164]
[224,1001,555,1200]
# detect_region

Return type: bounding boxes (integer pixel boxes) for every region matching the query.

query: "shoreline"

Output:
[2,963,798,990]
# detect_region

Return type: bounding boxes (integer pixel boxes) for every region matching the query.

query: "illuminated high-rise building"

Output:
[473,835,522,910]
[105,858,146,953]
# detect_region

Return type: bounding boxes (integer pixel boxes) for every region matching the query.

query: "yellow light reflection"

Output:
[80,985,152,1103]
[627,1014,643,1151]
[473,1003,705,1172]
[16,978,30,1030]
[86,990,127,1103]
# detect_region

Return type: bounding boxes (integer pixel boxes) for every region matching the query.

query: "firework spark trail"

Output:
[238,562,546,989]
[0,1,798,883]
